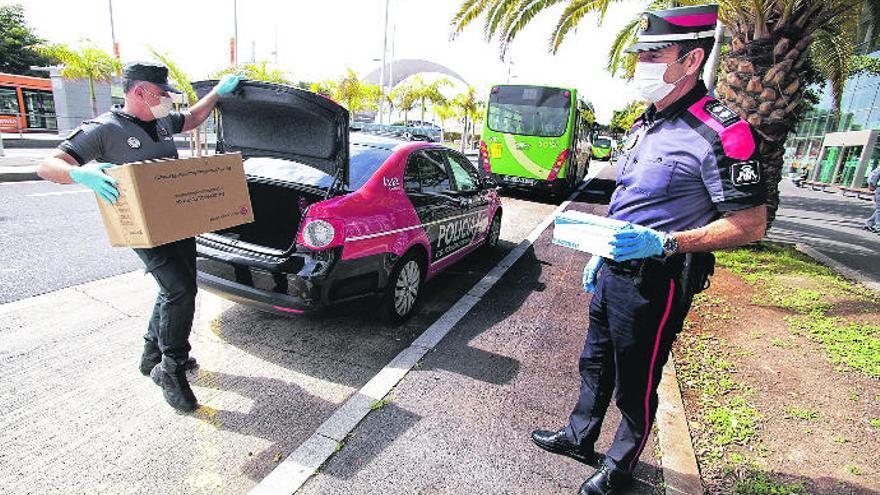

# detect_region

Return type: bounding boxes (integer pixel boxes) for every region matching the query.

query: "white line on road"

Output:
[28,189,91,197]
[249,163,610,495]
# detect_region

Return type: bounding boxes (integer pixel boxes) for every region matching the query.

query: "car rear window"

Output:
[243,144,392,190]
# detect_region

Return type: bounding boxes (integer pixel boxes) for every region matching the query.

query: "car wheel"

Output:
[483,211,502,251]
[381,252,423,324]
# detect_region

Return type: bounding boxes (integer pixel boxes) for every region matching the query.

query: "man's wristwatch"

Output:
[662,232,679,258]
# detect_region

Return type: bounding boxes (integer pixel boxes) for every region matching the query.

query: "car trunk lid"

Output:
[193,80,350,187]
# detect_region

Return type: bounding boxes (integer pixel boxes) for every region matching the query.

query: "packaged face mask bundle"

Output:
[552,211,629,258]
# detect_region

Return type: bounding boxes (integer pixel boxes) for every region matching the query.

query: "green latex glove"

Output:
[215,74,243,96]
[70,162,119,204]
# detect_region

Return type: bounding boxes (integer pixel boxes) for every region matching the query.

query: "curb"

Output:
[0,167,39,182]
[794,243,880,292]
[656,355,704,495]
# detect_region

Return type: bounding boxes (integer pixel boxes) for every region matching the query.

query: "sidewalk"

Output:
[768,179,880,288]
[296,185,665,495]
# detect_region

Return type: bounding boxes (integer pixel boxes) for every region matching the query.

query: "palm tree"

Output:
[306,69,380,115]
[451,0,880,224]
[149,48,207,156]
[404,75,453,124]
[38,43,120,118]
[434,103,459,142]
[392,84,419,124]
[213,60,291,84]
[452,86,485,153]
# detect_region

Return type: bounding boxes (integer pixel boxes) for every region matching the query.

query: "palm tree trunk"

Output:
[715,31,811,227]
[88,76,98,117]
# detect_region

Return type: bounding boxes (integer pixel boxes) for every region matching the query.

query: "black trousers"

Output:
[133,238,198,361]
[565,258,691,473]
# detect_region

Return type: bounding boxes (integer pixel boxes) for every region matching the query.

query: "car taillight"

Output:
[479,140,491,173]
[546,149,569,182]
[298,218,344,250]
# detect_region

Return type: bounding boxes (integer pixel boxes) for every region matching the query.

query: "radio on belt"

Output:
[552,210,629,258]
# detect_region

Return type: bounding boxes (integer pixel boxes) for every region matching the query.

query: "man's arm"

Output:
[180,75,242,132]
[674,204,767,253]
[37,150,81,184]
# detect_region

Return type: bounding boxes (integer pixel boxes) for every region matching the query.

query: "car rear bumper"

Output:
[195,237,391,316]
[492,173,569,192]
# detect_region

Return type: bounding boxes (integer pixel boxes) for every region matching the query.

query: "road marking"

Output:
[28,189,91,197]
[249,163,610,495]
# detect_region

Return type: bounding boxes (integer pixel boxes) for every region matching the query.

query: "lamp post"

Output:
[233,0,239,65]
[378,0,390,124]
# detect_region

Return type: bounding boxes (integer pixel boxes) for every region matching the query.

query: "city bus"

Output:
[479,84,590,196]
[592,135,613,161]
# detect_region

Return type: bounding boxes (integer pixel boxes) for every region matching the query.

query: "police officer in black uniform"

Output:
[530,6,769,494]
[38,62,242,412]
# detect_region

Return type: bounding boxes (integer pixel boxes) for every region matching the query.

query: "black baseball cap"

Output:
[624,4,719,53]
[122,61,181,93]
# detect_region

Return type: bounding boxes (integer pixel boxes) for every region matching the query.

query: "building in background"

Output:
[0,73,56,133]
[784,12,880,189]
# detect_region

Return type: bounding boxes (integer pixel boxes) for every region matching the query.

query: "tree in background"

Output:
[38,43,120,118]
[434,103,459,137]
[452,86,485,153]
[213,60,290,85]
[405,75,452,124]
[391,84,419,124]
[451,0,880,225]
[0,4,56,76]
[610,100,649,136]
[149,48,207,156]
[308,69,380,116]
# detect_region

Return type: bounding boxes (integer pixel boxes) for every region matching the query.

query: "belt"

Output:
[605,254,685,276]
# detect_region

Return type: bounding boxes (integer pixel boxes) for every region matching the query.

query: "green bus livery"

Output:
[479,84,590,195]
[592,135,613,161]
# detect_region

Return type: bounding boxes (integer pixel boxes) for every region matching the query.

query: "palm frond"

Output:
[450,0,491,38]
[606,18,640,77]
[501,0,565,52]
[550,0,609,53]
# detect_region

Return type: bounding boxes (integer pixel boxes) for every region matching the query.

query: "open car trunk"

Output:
[214,179,324,252]
[192,80,350,254]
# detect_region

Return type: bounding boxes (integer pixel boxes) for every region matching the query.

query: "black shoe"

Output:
[150,356,198,412]
[139,346,198,376]
[531,429,597,466]
[579,464,633,495]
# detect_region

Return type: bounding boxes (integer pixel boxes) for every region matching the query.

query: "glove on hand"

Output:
[215,74,243,96]
[70,162,118,204]
[582,256,604,293]
[609,223,664,262]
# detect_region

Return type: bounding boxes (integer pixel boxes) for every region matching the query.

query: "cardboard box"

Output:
[96,152,254,248]
[552,210,628,258]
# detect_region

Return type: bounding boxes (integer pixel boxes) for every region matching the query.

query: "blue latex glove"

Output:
[70,162,119,204]
[215,74,243,96]
[583,256,604,293]
[609,223,664,262]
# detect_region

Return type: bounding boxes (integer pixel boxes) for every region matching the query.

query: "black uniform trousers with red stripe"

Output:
[564,255,692,473]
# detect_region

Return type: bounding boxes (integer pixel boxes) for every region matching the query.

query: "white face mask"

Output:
[148,96,173,119]
[140,85,174,119]
[632,52,690,103]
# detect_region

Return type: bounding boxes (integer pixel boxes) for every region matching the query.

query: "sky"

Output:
[5,0,647,123]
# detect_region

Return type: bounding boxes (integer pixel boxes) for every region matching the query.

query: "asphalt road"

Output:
[0,180,143,303]
[0,165,595,493]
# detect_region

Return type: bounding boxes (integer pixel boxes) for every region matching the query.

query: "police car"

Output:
[192,81,502,323]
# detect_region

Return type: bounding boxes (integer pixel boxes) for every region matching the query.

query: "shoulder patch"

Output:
[731,160,761,186]
[704,100,739,127]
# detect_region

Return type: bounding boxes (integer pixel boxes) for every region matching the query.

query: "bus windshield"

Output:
[595,138,611,148]
[487,86,571,138]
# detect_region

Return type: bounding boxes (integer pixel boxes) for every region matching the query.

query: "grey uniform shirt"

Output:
[59,107,185,165]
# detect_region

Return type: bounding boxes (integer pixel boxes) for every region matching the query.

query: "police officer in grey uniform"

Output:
[530,6,769,494]
[37,62,242,412]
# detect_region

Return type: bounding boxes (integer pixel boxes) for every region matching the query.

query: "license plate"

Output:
[490,143,503,158]
[503,175,536,185]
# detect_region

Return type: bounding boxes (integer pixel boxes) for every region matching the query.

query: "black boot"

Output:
[578,464,633,495]
[139,342,198,376]
[531,428,598,466]
[150,355,198,412]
